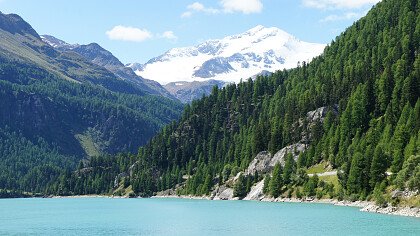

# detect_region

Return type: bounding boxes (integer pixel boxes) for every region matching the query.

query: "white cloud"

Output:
[302,0,380,9]
[106,26,178,42]
[181,0,263,18]
[106,25,152,42]
[320,11,362,22]
[188,2,205,11]
[181,11,193,18]
[182,1,220,17]
[160,31,178,40]
[221,0,263,14]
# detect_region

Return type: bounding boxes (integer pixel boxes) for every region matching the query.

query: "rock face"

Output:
[243,179,265,200]
[114,172,129,188]
[270,143,306,167]
[245,151,272,175]
[306,105,339,124]
[244,143,307,176]
[212,186,234,200]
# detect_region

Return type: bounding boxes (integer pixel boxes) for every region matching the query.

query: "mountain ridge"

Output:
[41,34,175,99]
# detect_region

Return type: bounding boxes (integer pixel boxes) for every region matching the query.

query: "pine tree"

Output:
[233,173,247,198]
[369,145,388,188]
[283,153,296,185]
[269,163,283,198]
[347,152,365,194]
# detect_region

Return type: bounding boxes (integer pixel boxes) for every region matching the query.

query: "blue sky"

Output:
[0,0,380,64]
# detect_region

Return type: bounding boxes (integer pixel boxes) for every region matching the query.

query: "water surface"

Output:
[0,198,419,235]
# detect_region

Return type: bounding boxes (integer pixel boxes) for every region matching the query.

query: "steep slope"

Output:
[163,80,227,103]
[128,26,325,84]
[41,35,175,99]
[62,0,420,203]
[0,12,183,192]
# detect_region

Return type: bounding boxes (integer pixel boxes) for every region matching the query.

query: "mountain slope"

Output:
[41,35,175,99]
[163,80,227,103]
[0,12,183,192]
[62,0,419,204]
[128,26,325,84]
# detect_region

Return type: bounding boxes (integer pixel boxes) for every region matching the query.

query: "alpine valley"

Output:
[0,0,419,221]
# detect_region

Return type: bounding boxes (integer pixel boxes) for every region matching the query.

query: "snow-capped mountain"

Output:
[128,25,326,85]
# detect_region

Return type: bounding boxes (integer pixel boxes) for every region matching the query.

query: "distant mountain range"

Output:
[127,25,326,85]
[43,26,325,103]
[40,35,174,99]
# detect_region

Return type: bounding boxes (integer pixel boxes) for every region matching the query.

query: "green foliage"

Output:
[269,163,283,198]
[304,175,319,197]
[283,153,296,185]
[395,155,420,190]
[233,173,247,198]
[0,48,182,193]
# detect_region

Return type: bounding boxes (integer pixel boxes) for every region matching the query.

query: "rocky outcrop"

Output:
[245,143,307,176]
[113,172,129,188]
[243,179,265,200]
[245,151,272,175]
[212,185,235,200]
[306,105,338,124]
[270,143,306,167]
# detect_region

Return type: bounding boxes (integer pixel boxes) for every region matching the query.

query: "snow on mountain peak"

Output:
[128,26,326,85]
[41,35,79,50]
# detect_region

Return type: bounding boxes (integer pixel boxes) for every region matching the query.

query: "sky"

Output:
[0,0,380,64]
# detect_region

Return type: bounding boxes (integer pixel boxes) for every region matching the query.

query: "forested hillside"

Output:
[62,0,420,201]
[0,12,183,193]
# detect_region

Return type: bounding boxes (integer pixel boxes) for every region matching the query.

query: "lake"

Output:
[0,198,419,235]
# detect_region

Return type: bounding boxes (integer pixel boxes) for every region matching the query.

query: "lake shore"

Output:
[33,193,420,218]
[151,194,420,218]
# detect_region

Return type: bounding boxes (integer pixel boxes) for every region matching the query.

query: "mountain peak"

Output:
[246,25,266,34]
[129,26,326,85]
[0,12,40,38]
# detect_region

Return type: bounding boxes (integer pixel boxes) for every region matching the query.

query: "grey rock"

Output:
[114,172,129,188]
[243,179,265,200]
[245,151,272,175]
[270,143,306,167]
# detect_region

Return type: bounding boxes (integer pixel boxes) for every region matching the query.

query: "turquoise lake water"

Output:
[0,198,419,235]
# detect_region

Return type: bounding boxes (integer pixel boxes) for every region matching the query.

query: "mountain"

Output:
[41,35,175,99]
[0,11,183,192]
[60,0,420,205]
[163,80,227,103]
[127,26,325,85]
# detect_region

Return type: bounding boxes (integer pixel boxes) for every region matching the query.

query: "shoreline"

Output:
[3,194,419,218]
[151,194,420,218]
